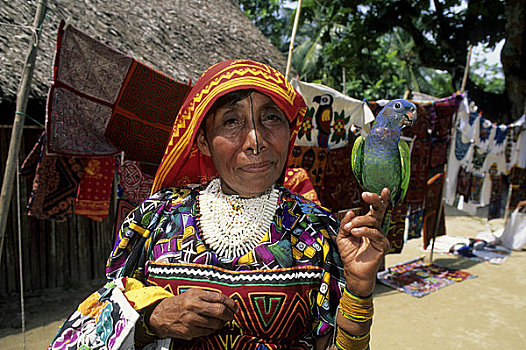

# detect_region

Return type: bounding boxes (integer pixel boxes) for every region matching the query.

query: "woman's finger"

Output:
[344,215,380,231]
[349,226,390,252]
[198,299,235,322]
[198,289,238,314]
[339,208,358,227]
[187,312,228,330]
[362,188,390,221]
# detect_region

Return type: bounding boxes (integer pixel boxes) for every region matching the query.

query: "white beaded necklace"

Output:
[198,178,279,259]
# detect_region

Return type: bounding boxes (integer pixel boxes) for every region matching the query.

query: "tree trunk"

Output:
[502,0,526,121]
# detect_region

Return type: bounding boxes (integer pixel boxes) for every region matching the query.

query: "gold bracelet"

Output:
[339,287,374,323]
[335,325,370,350]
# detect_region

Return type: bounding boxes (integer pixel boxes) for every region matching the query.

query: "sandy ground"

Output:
[0,205,525,349]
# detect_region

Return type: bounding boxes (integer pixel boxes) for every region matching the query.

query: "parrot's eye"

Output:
[394,102,402,110]
[322,97,328,103]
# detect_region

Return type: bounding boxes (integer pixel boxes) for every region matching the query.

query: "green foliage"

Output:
[237,0,507,100]
[236,0,292,51]
[469,46,505,94]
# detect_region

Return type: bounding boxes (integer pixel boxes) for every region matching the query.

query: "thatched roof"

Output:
[0,0,288,104]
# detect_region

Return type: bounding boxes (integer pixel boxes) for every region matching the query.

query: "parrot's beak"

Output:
[401,110,417,127]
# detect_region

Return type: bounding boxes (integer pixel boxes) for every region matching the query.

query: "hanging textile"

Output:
[444,127,474,205]
[287,145,328,197]
[469,173,485,204]
[75,157,116,221]
[508,166,526,210]
[407,206,424,240]
[456,166,472,201]
[20,132,84,221]
[291,79,374,148]
[487,164,504,220]
[47,21,191,164]
[117,160,155,205]
[113,199,136,244]
[504,115,525,173]
[320,144,362,212]
[386,204,409,254]
[283,168,321,205]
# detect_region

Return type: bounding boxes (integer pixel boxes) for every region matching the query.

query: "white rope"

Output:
[16,157,26,350]
[0,21,39,48]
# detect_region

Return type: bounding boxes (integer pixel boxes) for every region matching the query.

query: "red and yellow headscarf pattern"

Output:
[152,59,307,193]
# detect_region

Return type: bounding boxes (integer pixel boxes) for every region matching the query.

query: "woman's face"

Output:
[197,91,291,198]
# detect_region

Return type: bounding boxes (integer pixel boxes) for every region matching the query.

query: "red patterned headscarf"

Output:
[151,59,307,193]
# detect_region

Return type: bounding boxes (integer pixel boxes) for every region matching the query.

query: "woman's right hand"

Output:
[148,288,239,340]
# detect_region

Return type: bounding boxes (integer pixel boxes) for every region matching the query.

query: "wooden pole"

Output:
[342,67,346,93]
[0,0,48,264]
[285,0,303,80]
[430,46,473,262]
[429,45,474,260]
[460,45,473,92]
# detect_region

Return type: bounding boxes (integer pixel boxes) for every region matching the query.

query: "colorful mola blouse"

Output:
[49,184,345,350]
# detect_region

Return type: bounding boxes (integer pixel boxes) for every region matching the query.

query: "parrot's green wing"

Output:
[351,135,365,189]
[397,139,411,205]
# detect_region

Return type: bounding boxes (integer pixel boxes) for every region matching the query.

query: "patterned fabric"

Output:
[47,21,190,161]
[284,168,321,205]
[407,207,424,240]
[377,257,475,298]
[471,146,487,172]
[49,279,139,350]
[20,132,84,221]
[105,61,191,165]
[147,264,324,349]
[488,165,503,220]
[491,124,508,155]
[75,157,116,221]
[47,21,129,156]
[76,184,344,349]
[426,93,461,139]
[454,129,472,161]
[504,124,523,173]
[320,144,362,212]
[47,86,117,156]
[114,199,136,244]
[456,166,472,200]
[291,79,375,148]
[117,160,154,205]
[469,173,484,204]
[398,102,434,207]
[403,138,431,206]
[287,145,328,197]
[152,60,307,192]
[386,204,409,253]
[508,166,526,210]
[430,135,449,168]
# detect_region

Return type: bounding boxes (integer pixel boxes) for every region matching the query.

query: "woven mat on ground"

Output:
[377,257,476,297]
[47,20,191,165]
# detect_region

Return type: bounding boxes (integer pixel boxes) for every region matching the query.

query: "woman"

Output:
[49,59,390,350]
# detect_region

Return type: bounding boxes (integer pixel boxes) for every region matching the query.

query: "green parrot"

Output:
[351,99,417,231]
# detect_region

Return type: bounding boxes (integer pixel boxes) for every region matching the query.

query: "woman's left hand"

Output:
[336,188,391,297]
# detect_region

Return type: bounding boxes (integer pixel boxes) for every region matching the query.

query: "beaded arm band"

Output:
[334,288,373,350]
[335,326,370,350]
[339,287,374,323]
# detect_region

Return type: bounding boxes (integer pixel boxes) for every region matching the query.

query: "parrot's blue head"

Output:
[376,99,417,132]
